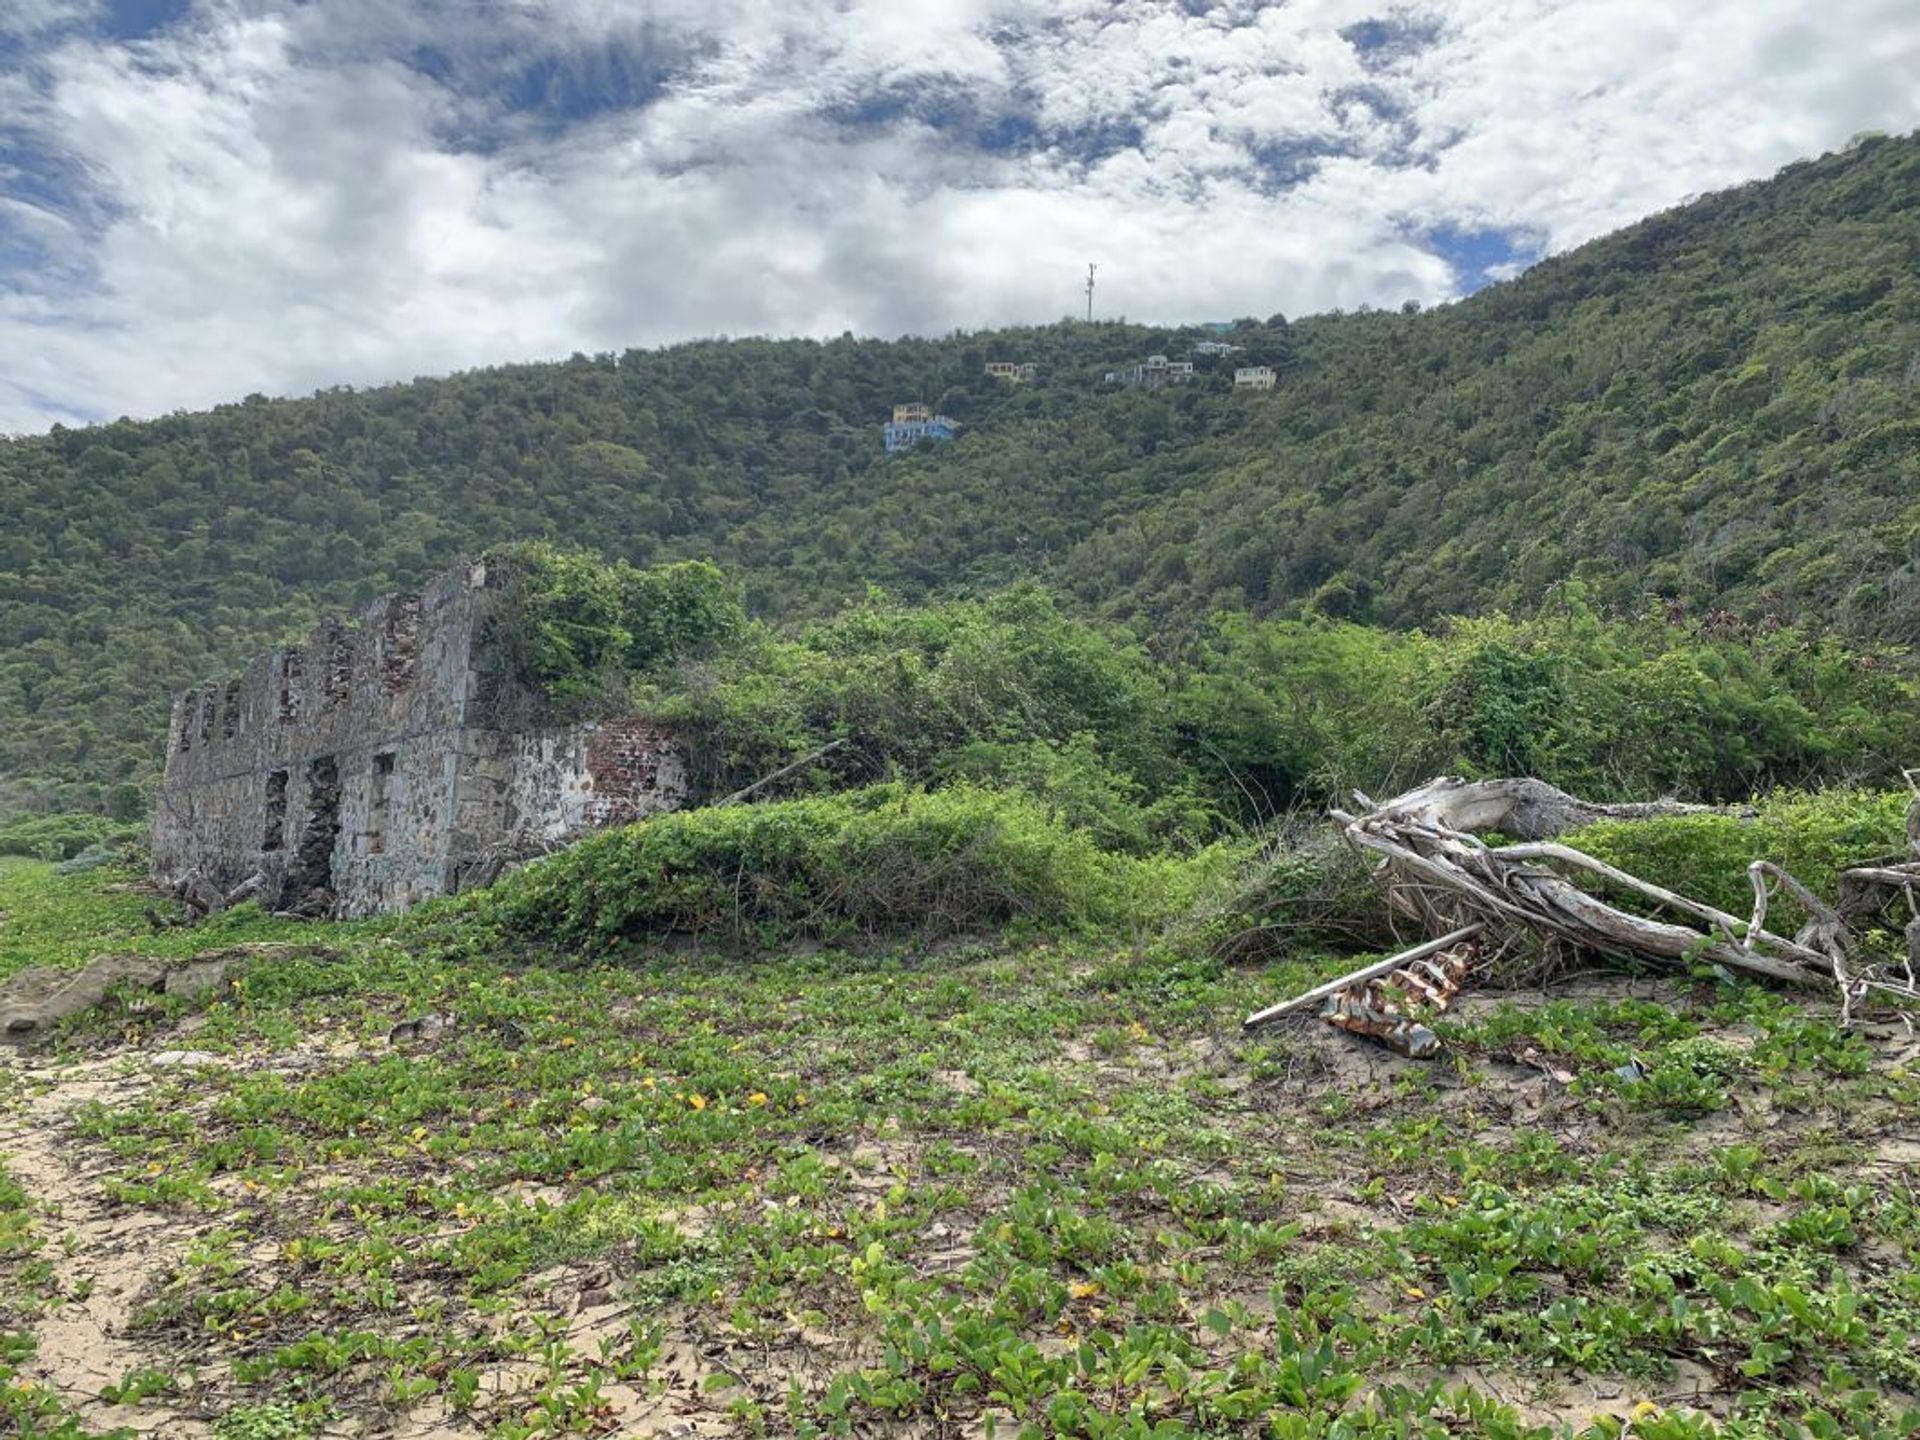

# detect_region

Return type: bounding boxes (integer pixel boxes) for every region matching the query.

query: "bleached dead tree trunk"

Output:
[1245,775,1920,1043]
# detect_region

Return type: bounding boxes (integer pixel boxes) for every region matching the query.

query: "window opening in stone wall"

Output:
[177,703,192,752]
[262,770,288,851]
[278,651,303,724]
[197,684,217,746]
[221,682,241,739]
[367,752,395,855]
[279,755,341,911]
[381,597,422,692]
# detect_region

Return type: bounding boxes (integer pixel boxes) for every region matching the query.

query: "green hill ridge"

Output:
[2,133,1916,814]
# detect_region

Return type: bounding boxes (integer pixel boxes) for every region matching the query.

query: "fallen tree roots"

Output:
[146,868,266,929]
[1246,774,1920,1051]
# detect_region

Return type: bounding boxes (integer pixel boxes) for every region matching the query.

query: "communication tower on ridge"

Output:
[1085,263,1096,322]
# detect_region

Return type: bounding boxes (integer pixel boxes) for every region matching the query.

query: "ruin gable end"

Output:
[150,558,689,917]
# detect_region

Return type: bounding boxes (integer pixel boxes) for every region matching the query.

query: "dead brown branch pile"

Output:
[1246,774,1920,1050]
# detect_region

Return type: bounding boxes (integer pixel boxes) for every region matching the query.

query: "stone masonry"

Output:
[151,558,690,918]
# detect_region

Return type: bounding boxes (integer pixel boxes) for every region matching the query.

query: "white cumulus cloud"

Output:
[0,0,1916,433]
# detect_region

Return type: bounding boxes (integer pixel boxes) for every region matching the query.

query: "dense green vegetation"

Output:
[497,542,746,709]
[0,812,137,862]
[4,134,1917,814]
[621,580,1920,836]
[7,130,1919,1439]
[1569,788,1920,921]
[452,783,1233,952]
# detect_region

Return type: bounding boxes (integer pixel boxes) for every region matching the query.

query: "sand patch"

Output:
[0,1055,213,1437]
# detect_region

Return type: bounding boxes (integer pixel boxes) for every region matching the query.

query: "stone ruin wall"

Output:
[496,717,690,840]
[151,559,691,918]
[440,717,689,898]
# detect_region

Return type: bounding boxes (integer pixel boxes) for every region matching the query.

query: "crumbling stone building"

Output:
[151,558,688,917]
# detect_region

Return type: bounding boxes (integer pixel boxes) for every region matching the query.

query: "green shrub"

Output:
[454,784,1232,950]
[490,543,745,706]
[0,812,137,861]
[470,548,1918,853]
[1197,824,1393,958]
[1567,788,1913,923]
[935,733,1220,856]
[648,584,1198,813]
[1179,604,1920,815]
[1427,639,1567,778]
[53,839,138,875]
[1174,615,1438,814]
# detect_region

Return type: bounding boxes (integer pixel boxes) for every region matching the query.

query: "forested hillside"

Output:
[2,133,1916,815]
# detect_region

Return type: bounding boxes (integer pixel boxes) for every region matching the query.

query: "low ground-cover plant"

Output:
[7,852,1920,1437]
[0,855,368,981]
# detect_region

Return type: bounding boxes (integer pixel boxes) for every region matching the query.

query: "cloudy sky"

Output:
[1,0,1915,434]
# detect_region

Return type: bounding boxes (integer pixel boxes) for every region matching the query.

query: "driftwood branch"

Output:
[1345,775,1739,842]
[1243,924,1483,1029]
[1246,774,1920,1055]
[1827,781,1920,994]
[715,739,850,808]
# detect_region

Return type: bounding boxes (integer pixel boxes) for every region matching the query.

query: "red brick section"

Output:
[585,718,679,826]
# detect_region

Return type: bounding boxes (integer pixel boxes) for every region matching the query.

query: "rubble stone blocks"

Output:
[151,558,691,918]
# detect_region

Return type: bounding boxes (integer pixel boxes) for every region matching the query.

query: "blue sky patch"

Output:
[399,33,699,153]
[1248,136,1343,191]
[499,43,684,130]
[823,79,1146,166]
[1425,224,1538,291]
[1340,14,1445,70]
[106,0,191,42]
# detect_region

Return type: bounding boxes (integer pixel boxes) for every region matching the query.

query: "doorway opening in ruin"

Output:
[280,755,341,909]
[366,752,395,855]
[262,770,288,851]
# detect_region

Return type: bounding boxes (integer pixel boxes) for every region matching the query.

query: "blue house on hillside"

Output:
[883,403,958,453]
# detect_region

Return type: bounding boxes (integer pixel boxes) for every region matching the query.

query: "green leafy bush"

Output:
[1567,787,1913,923]
[1174,616,1437,815]
[1195,825,1393,958]
[936,732,1220,855]
[453,784,1233,950]
[1178,604,1920,814]
[492,543,745,706]
[53,839,138,875]
[647,584,1202,813]
[0,812,137,861]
